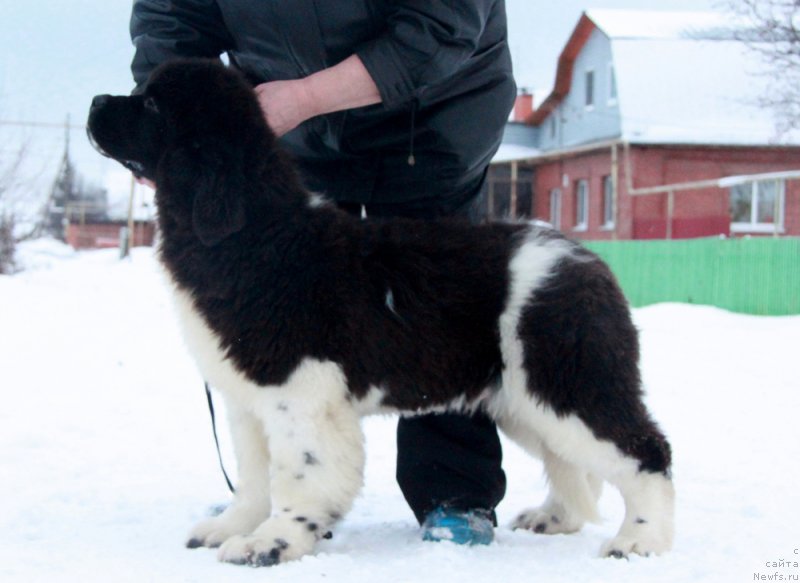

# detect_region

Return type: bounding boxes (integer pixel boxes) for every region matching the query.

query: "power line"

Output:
[0,119,86,130]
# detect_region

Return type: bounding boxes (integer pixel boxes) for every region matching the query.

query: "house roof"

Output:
[527,9,800,147]
[587,9,737,41]
[492,143,541,163]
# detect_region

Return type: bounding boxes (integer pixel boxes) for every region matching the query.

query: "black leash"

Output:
[204,382,236,494]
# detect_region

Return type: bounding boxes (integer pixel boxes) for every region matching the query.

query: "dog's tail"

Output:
[545,450,602,524]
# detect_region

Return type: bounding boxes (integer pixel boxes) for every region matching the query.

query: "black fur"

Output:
[87,59,670,476]
[518,248,671,473]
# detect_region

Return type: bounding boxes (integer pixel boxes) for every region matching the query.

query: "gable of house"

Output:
[528,10,799,151]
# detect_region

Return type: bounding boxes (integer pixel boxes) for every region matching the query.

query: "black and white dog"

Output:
[87,60,674,567]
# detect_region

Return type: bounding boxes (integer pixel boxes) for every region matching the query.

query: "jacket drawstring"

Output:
[407,101,417,167]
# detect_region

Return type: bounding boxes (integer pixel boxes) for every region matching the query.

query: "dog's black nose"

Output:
[91,94,111,110]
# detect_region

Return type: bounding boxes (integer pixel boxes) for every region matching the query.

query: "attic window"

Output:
[585,70,595,110]
[608,63,618,105]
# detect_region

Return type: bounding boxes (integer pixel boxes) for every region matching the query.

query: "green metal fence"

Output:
[583,238,800,316]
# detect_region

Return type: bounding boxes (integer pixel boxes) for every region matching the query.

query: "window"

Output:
[549,188,562,228]
[730,180,785,232]
[602,175,615,228]
[585,70,595,109]
[608,63,618,105]
[486,164,534,220]
[574,180,588,230]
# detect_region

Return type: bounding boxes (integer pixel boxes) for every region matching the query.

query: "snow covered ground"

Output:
[1,241,798,583]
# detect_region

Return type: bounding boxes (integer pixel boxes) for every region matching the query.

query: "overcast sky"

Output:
[0,0,722,206]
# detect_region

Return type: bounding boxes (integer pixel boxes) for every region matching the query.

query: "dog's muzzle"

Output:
[87,95,147,178]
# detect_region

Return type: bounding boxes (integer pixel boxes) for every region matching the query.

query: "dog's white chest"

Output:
[167,283,255,398]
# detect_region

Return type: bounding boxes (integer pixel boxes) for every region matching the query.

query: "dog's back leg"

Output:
[600,458,675,558]
[512,449,603,535]
[497,416,601,534]
[578,413,674,558]
[502,244,675,557]
[216,359,365,567]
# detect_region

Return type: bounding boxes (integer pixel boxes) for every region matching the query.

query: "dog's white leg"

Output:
[600,470,675,558]
[187,398,272,549]
[217,360,365,567]
[511,449,603,535]
[497,415,601,534]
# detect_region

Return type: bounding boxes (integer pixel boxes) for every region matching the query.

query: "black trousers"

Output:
[337,176,507,525]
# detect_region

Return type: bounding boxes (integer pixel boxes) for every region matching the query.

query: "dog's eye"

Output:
[143,96,160,114]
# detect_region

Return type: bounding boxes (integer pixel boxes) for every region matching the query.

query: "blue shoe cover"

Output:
[421,507,494,545]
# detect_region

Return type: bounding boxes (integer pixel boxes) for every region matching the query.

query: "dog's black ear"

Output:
[168,142,248,247]
[192,163,247,247]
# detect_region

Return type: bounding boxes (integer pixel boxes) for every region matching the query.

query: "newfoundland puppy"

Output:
[87,59,674,567]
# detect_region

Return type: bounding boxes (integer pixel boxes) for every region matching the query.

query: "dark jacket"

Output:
[130,0,516,204]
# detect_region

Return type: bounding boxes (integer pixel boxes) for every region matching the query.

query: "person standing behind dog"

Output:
[130,0,516,544]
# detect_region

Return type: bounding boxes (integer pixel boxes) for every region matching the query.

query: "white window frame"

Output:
[607,62,618,106]
[574,179,589,231]
[585,69,595,111]
[601,175,615,229]
[549,188,562,229]
[730,179,785,234]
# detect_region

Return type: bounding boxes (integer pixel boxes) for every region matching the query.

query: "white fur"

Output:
[187,399,271,547]
[307,192,330,208]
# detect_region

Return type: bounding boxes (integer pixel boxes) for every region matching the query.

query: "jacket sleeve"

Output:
[130,0,234,90]
[356,0,496,109]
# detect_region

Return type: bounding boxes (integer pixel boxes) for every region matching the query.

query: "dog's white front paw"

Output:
[217,516,317,567]
[186,503,270,549]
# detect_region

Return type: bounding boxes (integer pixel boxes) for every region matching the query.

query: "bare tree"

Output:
[0,142,29,274]
[727,0,800,133]
[0,213,15,274]
[0,116,108,273]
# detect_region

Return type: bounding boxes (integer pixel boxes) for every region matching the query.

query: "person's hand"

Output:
[254,55,381,137]
[254,79,315,137]
[135,176,156,189]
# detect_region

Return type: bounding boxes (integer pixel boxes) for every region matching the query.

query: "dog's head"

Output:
[88,59,274,246]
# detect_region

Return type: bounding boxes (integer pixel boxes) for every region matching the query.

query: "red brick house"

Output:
[65,221,156,250]
[490,10,800,239]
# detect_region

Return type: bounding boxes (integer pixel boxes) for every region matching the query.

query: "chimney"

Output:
[513,90,533,122]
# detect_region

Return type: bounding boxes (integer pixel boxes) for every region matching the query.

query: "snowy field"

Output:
[1,241,799,583]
